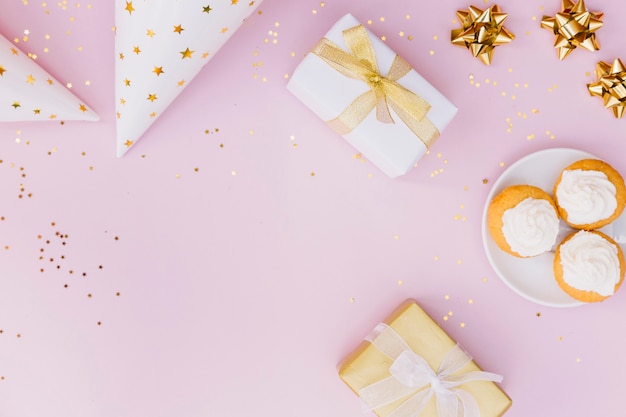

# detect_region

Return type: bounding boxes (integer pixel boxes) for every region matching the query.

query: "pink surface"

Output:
[1,1,625,416]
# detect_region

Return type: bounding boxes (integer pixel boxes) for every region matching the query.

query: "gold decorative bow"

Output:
[540,0,603,60]
[588,58,626,118]
[312,25,439,149]
[451,4,514,66]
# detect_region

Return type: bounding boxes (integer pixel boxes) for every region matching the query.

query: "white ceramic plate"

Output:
[481,148,626,308]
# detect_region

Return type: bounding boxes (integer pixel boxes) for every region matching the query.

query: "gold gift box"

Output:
[338,300,512,417]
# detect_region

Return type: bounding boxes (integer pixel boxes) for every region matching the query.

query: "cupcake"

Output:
[553,159,626,230]
[554,230,625,303]
[487,184,560,257]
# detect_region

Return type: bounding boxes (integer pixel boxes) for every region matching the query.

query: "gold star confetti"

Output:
[146,29,155,37]
[125,1,135,15]
[177,79,186,87]
[12,102,21,109]
[0,66,5,76]
[588,58,626,118]
[203,5,212,13]
[79,104,87,112]
[152,66,164,76]
[25,74,35,84]
[451,5,515,65]
[173,24,184,34]
[541,0,603,60]
[180,47,194,59]
[147,93,157,102]
[124,78,131,86]
[124,140,133,147]
[133,45,141,54]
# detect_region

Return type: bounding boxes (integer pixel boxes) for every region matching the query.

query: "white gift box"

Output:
[287,14,458,178]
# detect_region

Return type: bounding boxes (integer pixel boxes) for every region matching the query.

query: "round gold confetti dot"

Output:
[460,323,465,328]
[310,172,315,177]
[536,312,541,317]
[444,294,450,300]
[397,280,403,285]
[349,297,355,303]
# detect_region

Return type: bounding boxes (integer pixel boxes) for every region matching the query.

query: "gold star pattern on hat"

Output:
[451,4,514,66]
[114,0,262,157]
[540,0,603,60]
[588,58,626,118]
[0,33,98,122]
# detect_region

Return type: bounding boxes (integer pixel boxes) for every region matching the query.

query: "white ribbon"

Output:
[358,323,503,417]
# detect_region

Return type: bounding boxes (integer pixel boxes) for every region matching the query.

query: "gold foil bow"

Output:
[588,58,626,118]
[312,24,439,148]
[451,5,514,66]
[540,0,603,60]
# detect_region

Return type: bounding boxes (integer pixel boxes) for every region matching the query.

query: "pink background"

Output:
[1,0,625,416]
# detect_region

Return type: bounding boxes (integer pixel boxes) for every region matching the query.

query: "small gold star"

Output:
[147,93,157,102]
[120,98,126,105]
[152,66,164,76]
[249,1,255,5]
[119,52,125,60]
[79,104,87,112]
[26,74,35,84]
[146,29,155,37]
[33,108,40,115]
[124,78,131,86]
[180,47,194,59]
[49,114,56,119]
[202,51,209,59]
[133,46,141,54]
[10,48,18,55]
[202,5,212,13]
[231,0,238,4]
[46,79,53,85]
[149,112,157,117]
[124,140,133,147]
[0,66,5,76]
[125,1,135,15]
[177,79,186,87]
[12,102,20,109]
[173,24,184,34]
[221,27,229,34]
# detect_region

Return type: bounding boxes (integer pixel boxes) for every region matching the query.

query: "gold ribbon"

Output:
[312,25,439,149]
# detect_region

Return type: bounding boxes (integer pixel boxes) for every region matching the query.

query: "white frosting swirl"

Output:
[501,197,559,257]
[559,230,621,296]
[556,169,617,225]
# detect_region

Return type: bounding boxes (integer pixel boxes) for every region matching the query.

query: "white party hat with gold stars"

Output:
[0,33,99,122]
[115,0,262,157]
